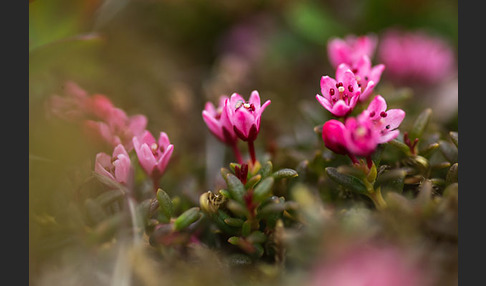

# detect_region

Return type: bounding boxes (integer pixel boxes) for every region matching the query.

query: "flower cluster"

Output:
[48,82,174,192]
[202,90,271,164]
[378,28,455,85]
[319,35,405,165]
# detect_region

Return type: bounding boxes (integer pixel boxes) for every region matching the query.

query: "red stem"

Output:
[248,140,256,164]
[232,142,243,165]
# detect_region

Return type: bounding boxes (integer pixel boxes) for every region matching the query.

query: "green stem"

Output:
[367,187,387,210]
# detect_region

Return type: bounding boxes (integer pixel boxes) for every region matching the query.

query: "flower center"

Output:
[235,100,255,112]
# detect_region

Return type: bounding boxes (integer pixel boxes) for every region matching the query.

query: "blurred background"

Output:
[29,0,458,285]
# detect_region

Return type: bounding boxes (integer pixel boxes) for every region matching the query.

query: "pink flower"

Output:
[226,90,271,142]
[361,95,405,144]
[342,115,380,157]
[321,120,348,155]
[316,69,361,117]
[94,144,133,186]
[309,244,429,286]
[83,111,148,152]
[47,81,91,122]
[378,29,455,85]
[202,95,237,145]
[337,55,385,102]
[327,34,377,68]
[87,94,117,122]
[132,130,174,182]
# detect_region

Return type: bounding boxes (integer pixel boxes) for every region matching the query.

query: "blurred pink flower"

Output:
[316,69,361,117]
[226,90,271,142]
[83,110,148,152]
[327,34,378,68]
[47,81,91,122]
[361,95,405,143]
[202,95,237,145]
[94,144,133,187]
[132,130,174,183]
[321,120,348,155]
[337,56,385,102]
[378,29,455,85]
[309,244,428,286]
[343,115,380,157]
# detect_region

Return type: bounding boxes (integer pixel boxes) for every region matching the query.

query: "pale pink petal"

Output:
[335,64,350,81]
[156,144,174,175]
[138,130,156,146]
[370,64,385,83]
[204,101,216,116]
[331,100,351,117]
[137,143,157,175]
[249,90,261,108]
[113,144,129,159]
[360,81,376,102]
[384,109,406,129]
[113,155,132,184]
[158,132,171,150]
[320,76,337,99]
[128,115,148,136]
[366,95,387,117]
[202,110,224,141]
[354,55,371,75]
[94,153,116,181]
[316,94,333,112]
[379,130,400,144]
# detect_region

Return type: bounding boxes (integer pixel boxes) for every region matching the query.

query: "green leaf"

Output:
[388,139,411,155]
[242,220,252,237]
[420,143,440,158]
[246,231,267,244]
[449,132,458,148]
[245,174,262,189]
[446,163,458,186]
[173,207,201,231]
[224,218,245,227]
[156,189,174,220]
[272,168,299,180]
[228,236,240,246]
[410,108,432,140]
[223,174,246,203]
[325,167,368,194]
[439,140,458,163]
[259,161,273,178]
[253,177,275,203]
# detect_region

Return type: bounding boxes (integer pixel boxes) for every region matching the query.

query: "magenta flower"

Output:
[226,90,271,142]
[132,130,174,188]
[337,55,385,102]
[94,144,133,187]
[360,95,406,144]
[378,28,455,85]
[202,95,237,145]
[321,120,348,155]
[342,115,380,157]
[316,69,361,117]
[327,34,377,68]
[309,244,429,286]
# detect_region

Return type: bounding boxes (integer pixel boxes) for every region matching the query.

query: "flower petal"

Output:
[320,76,337,99]
[249,90,261,108]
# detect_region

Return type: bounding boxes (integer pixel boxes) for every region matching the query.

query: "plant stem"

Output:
[232,142,243,165]
[248,140,256,164]
[368,187,387,210]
